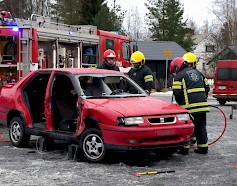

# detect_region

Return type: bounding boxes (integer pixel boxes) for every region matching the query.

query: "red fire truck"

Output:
[0,12,131,88]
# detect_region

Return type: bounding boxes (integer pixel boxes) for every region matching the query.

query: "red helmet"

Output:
[170,57,186,73]
[1,11,10,18]
[103,49,116,59]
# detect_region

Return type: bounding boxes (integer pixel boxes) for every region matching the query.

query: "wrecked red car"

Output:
[0,68,194,162]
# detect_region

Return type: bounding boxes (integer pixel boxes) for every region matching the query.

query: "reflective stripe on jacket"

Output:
[172,67,210,113]
[128,65,153,92]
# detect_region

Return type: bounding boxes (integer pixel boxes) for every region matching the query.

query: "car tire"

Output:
[9,117,30,147]
[155,147,178,158]
[218,99,226,105]
[79,128,106,162]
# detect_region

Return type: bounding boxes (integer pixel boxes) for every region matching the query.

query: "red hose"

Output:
[190,105,227,148]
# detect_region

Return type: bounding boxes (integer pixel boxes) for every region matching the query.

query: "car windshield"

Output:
[75,74,147,99]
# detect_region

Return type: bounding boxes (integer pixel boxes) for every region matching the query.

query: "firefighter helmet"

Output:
[130,51,145,65]
[103,49,116,67]
[183,52,197,68]
[183,52,196,63]
[103,49,116,59]
[170,57,186,73]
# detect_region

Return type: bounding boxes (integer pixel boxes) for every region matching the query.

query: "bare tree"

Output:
[0,0,52,18]
[123,6,150,41]
[211,0,237,46]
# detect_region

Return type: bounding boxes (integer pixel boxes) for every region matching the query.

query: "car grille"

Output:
[148,116,176,124]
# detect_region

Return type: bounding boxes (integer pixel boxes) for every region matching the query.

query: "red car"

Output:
[0,68,194,162]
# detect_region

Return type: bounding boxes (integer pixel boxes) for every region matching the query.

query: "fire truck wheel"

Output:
[9,117,30,147]
[79,128,106,162]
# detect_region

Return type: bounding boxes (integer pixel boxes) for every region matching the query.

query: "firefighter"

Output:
[126,51,153,94]
[97,49,119,71]
[170,57,210,155]
[183,52,204,146]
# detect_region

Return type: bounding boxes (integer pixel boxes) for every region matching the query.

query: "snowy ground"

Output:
[0,94,237,186]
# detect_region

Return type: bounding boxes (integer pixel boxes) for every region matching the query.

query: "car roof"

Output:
[35,68,123,75]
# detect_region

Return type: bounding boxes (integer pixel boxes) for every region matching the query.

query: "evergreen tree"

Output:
[145,0,194,51]
[51,0,82,25]
[52,0,124,31]
[94,3,124,31]
[80,0,105,25]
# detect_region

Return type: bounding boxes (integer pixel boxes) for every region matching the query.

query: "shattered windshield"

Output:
[75,74,147,98]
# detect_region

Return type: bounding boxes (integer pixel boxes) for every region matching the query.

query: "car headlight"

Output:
[177,114,191,121]
[118,117,144,126]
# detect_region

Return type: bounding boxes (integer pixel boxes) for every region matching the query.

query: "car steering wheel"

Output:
[110,89,124,95]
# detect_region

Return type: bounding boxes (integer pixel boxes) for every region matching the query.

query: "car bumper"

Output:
[100,123,194,149]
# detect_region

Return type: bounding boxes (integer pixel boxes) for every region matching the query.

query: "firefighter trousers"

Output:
[191,112,208,147]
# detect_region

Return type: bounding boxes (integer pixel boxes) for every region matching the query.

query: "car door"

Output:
[45,72,79,132]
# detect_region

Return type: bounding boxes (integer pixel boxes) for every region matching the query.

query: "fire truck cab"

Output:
[0,13,131,88]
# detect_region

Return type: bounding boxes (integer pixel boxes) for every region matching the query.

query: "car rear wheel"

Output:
[9,117,30,147]
[79,128,106,162]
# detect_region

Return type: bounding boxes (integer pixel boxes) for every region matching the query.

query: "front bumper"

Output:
[100,122,194,149]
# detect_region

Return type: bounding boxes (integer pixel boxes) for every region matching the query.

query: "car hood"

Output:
[84,97,188,116]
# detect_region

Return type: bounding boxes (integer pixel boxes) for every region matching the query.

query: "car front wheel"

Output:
[218,99,226,105]
[79,128,106,162]
[9,117,30,147]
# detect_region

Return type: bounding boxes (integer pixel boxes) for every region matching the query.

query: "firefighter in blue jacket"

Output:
[170,57,210,154]
[126,51,153,94]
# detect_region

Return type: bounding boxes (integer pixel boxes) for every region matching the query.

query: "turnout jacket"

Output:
[172,67,210,113]
[97,63,120,71]
[127,65,153,93]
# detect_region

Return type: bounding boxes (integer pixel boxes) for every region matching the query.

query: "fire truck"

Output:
[0,11,131,88]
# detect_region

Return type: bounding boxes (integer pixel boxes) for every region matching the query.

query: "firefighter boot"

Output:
[194,147,208,154]
[190,136,196,146]
[177,145,190,155]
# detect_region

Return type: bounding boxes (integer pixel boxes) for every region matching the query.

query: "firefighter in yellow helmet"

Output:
[126,51,153,94]
[183,52,197,69]
[183,52,210,147]
[170,57,210,155]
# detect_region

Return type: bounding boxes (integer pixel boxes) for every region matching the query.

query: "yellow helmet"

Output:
[130,51,145,65]
[183,52,196,63]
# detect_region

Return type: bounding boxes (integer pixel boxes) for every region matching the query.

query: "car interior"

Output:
[51,74,78,132]
[22,73,78,132]
[22,73,51,129]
